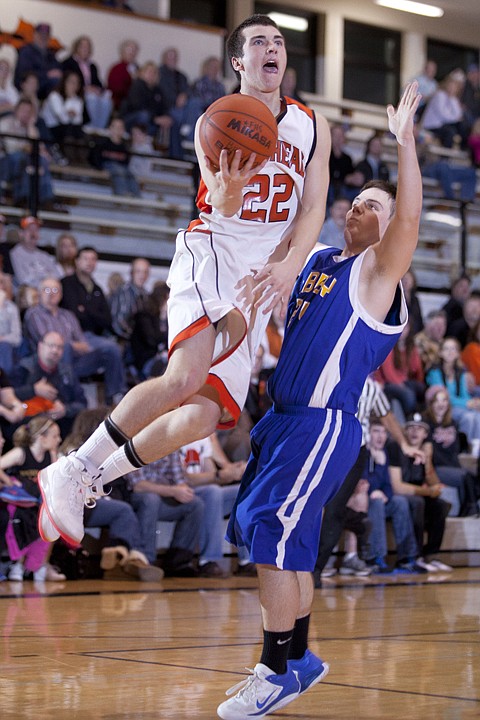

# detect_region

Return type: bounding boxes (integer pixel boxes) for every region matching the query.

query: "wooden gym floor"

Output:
[0,568,479,720]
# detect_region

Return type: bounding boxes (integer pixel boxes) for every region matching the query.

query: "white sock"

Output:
[99,444,144,486]
[76,420,125,468]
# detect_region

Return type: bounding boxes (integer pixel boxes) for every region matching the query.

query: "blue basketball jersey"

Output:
[269,247,407,413]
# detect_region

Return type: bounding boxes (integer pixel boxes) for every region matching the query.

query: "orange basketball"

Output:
[199,94,278,171]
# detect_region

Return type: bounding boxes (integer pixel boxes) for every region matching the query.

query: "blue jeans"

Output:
[103,161,140,197]
[85,91,113,130]
[130,490,204,564]
[422,161,477,201]
[195,484,250,564]
[85,496,145,552]
[65,332,127,402]
[6,151,54,204]
[367,495,417,561]
[0,341,15,375]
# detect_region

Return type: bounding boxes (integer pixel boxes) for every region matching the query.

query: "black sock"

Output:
[259,629,293,675]
[288,614,310,660]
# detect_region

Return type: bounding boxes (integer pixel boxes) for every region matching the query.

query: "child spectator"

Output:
[0,417,66,582]
[40,71,85,163]
[89,117,140,196]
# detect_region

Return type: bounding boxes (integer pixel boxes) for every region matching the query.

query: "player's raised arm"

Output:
[373,82,422,280]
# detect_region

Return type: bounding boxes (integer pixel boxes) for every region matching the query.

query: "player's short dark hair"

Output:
[227,14,281,81]
[361,179,397,217]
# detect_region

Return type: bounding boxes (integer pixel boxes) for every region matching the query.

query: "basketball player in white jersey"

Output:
[37,18,330,552]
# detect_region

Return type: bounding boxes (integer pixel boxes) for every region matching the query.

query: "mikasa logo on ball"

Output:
[226,117,273,148]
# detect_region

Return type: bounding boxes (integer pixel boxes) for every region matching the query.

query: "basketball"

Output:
[199,94,278,171]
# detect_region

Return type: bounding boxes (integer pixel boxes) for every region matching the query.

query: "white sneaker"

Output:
[428,559,453,572]
[38,454,104,545]
[217,663,300,719]
[33,564,67,582]
[415,557,438,572]
[38,504,60,542]
[8,561,24,582]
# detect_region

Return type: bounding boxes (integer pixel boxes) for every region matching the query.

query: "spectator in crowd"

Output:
[0,366,25,447]
[414,309,447,372]
[10,216,59,288]
[120,61,172,139]
[0,58,19,117]
[16,284,39,322]
[60,246,127,397]
[61,35,113,130]
[12,331,87,438]
[313,376,422,588]
[375,322,425,422]
[388,414,452,572]
[128,122,156,177]
[0,271,22,374]
[448,293,480,348]
[468,116,480,166]
[127,452,204,577]
[363,418,424,573]
[334,479,372,577]
[129,280,169,379]
[0,214,14,275]
[423,385,478,516]
[422,72,468,149]
[107,39,139,112]
[158,47,190,114]
[411,59,438,119]
[40,71,85,163]
[14,23,62,100]
[461,317,480,397]
[442,274,471,335]
[461,63,480,133]
[179,432,251,577]
[55,233,78,277]
[353,132,390,184]
[90,116,141,196]
[426,336,480,443]
[401,268,424,335]
[317,197,350,249]
[0,99,56,208]
[327,124,357,205]
[280,66,305,104]
[169,56,226,160]
[107,271,125,298]
[110,257,150,341]
[60,407,164,581]
[0,417,66,582]
[415,124,477,202]
[24,276,126,407]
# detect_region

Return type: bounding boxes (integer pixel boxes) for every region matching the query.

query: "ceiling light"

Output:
[374,0,444,17]
[268,12,309,32]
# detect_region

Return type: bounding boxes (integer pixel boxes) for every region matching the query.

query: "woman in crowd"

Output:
[423,385,478,516]
[62,35,112,130]
[0,417,66,582]
[426,337,480,443]
[41,71,85,162]
[55,233,78,277]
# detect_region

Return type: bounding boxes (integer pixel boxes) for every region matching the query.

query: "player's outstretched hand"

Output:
[386,81,421,147]
[205,148,267,190]
[254,258,296,317]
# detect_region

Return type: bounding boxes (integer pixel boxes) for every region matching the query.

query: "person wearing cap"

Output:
[14,24,62,101]
[10,216,59,288]
[387,413,452,572]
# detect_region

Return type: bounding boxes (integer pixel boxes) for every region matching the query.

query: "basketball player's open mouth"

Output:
[263,60,278,73]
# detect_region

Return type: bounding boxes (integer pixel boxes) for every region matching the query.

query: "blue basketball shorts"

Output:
[226,404,362,571]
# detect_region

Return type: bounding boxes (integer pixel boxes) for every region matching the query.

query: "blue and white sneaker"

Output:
[288,649,330,694]
[217,663,300,719]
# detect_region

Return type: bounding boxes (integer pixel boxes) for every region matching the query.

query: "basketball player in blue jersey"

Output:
[217,81,422,719]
